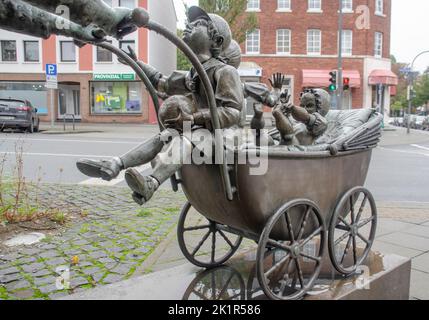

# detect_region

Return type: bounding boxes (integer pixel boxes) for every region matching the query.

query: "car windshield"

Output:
[0,100,25,108]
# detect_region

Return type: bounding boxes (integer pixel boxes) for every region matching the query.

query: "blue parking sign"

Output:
[46,64,57,76]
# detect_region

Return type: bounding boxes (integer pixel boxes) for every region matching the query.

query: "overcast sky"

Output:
[173,0,429,72]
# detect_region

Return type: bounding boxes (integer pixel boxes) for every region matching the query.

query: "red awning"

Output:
[302,69,361,88]
[368,69,398,86]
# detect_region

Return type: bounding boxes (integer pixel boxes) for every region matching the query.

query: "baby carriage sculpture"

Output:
[0,1,382,300]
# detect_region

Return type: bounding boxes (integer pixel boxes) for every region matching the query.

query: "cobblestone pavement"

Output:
[0,184,186,300]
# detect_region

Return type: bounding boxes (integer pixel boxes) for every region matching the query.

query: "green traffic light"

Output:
[329,84,337,91]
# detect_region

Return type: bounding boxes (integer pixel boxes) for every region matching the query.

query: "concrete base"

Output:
[62,249,411,300]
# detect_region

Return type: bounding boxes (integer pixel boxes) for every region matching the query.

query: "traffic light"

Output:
[343,77,350,91]
[329,71,337,91]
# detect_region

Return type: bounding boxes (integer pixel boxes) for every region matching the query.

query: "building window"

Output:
[119,0,134,9]
[308,0,322,12]
[119,40,136,56]
[1,41,17,62]
[374,32,383,57]
[307,29,321,55]
[342,0,353,12]
[23,41,39,62]
[91,81,142,114]
[60,41,76,62]
[246,29,260,54]
[375,0,383,15]
[97,41,113,62]
[277,29,291,54]
[277,0,291,11]
[341,30,353,56]
[247,0,260,11]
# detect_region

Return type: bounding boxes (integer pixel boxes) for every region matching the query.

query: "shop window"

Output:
[91,81,142,114]
[0,82,47,114]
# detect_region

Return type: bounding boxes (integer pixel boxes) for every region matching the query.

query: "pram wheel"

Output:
[256,199,326,300]
[178,202,243,269]
[328,187,377,276]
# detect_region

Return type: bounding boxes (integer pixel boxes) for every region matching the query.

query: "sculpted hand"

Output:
[118,45,138,65]
[164,110,194,131]
[268,73,286,91]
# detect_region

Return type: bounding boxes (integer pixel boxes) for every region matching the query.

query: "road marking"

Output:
[378,147,429,157]
[0,152,112,158]
[411,144,429,152]
[79,164,152,186]
[0,137,140,145]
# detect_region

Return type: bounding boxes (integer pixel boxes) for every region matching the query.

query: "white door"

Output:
[58,84,81,119]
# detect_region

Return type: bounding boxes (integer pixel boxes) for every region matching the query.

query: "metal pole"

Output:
[50,88,55,128]
[337,1,344,110]
[407,50,429,134]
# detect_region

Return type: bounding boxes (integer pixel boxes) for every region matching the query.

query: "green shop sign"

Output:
[93,74,135,81]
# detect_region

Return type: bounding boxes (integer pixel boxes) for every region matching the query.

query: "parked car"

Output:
[0,98,40,133]
[415,116,426,130]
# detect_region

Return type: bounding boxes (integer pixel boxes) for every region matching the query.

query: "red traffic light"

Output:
[343,77,350,90]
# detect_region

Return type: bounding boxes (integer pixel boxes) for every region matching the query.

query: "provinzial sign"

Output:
[93,74,136,81]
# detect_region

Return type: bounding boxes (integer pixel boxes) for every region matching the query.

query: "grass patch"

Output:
[136,209,153,218]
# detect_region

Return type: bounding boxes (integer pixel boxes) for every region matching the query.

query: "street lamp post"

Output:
[337,1,344,110]
[407,50,429,134]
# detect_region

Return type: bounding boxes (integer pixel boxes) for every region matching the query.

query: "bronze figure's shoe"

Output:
[132,192,146,206]
[76,158,122,181]
[125,168,160,205]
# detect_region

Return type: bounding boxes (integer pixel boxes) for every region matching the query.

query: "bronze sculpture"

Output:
[0,3,384,300]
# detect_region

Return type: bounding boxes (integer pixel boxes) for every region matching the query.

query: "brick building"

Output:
[0,0,177,124]
[239,0,397,117]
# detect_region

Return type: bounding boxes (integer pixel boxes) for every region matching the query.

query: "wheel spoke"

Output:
[300,227,323,247]
[355,195,368,224]
[211,230,217,263]
[267,239,291,252]
[191,230,211,257]
[338,216,352,228]
[217,273,235,299]
[357,216,375,229]
[296,206,312,241]
[350,196,356,224]
[265,254,291,277]
[357,232,371,245]
[294,259,305,288]
[340,235,353,264]
[334,230,351,246]
[300,252,321,263]
[218,229,235,249]
[184,225,211,232]
[284,210,295,242]
[352,235,357,264]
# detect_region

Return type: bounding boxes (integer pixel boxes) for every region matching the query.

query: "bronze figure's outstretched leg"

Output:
[125,136,193,205]
[76,130,172,181]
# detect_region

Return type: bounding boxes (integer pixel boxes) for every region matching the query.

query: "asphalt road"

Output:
[1,126,429,203]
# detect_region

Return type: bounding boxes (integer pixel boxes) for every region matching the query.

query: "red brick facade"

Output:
[240,0,392,109]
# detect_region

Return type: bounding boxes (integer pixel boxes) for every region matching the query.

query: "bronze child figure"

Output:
[77,6,244,206]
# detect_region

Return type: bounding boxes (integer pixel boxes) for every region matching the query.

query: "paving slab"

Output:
[372,240,423,259]
[412,253,429,273]
[410,269,429,300]
[377,232,429,252]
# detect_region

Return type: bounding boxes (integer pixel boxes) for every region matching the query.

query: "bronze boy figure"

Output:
[77,6,244,205]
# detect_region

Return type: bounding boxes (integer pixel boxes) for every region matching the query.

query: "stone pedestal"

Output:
[62,249,411,300]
